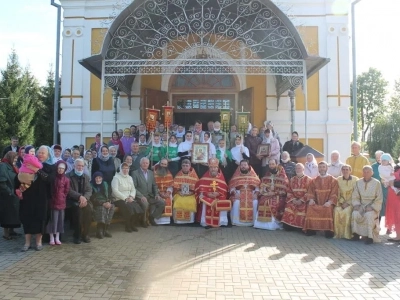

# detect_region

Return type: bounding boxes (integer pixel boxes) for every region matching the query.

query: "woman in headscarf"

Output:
[304,153,319,178]
[0,151,21,240]
[17,145,55,251]
[84,150,93,175]
[91,145,116,186]
[109,146,121,172]
[163,135,180,177]
[327,150,344,178]
[90,171,115,239]
[108,130,125,160]
[51,144,63,163]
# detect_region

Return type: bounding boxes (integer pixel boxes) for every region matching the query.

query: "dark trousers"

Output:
[138,197,166,219]
[70,203,93,239]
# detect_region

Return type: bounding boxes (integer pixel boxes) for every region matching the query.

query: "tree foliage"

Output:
[0,50,40,147]
[34,69,57,146]
[351,68,388,143]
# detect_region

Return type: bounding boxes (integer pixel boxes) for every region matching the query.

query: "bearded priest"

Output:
[172,159,199,224]
[229,160,260,226]
[153,158,174,225]
[195,158,229,228]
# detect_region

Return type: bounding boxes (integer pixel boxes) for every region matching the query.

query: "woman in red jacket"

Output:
[46,160,70,245]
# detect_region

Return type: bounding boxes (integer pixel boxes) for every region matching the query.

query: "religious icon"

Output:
[193,133,201,143]
[240,116,246,124]
[192,143,209,164]
[257,144,271,156]
[222,113,228,121]
[150,114,155,121]
[181,183,190,195]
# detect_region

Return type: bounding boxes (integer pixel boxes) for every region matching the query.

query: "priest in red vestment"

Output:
[229,160,260,226]
[153,158,174,225]
[254,158,289,230]
[303,161,339,238]
[281,163,312,230]
[172,159,199,224]
[195,158,229,228]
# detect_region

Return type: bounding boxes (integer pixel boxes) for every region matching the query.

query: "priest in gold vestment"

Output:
[153,158,174,224]
[345,141,370,178]
[351,165,383,244]
[281,163,312,230]
[229,160,260,226]
[334,165,358,239]
[172,159,199,224]
[303,161,338,238]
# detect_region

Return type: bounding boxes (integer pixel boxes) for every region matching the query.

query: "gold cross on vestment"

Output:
[210,180,218,192]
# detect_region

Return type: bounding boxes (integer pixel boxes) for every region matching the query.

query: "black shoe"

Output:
[351,233,360,241]
[103,225,112,238]
[125,224,133,233]
[131,226,138,232]
[73,237,81,244]
[82,235,91,243]
[149,216,158,226]
[365,238,373,245]
[96,224,104,239]
[204,226,212,229]
[305,230,316,236]
[141,222,148,228]
[325,231,334,239]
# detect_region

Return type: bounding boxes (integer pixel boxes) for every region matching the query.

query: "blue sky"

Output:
[0,0,398,91]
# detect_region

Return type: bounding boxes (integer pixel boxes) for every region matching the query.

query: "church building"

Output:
[59,0,352,158]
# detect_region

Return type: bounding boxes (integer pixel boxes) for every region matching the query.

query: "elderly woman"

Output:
[109,146,121,172]
[112,162,144,233]
[327,150,344,178]
[17,146,55,251]
[304,153,319,178]
[0,151,21,240]
[92,145,116,186]
[90,171,115,239]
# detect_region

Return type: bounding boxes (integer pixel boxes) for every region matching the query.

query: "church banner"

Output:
[220,109,230,132]
[146,108,160,132]
[163,106,174,129]
[236,112,250,136]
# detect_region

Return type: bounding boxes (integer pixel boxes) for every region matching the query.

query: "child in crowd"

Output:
[47,161,70,245]
[379,153,400,195]
[17,146,43,196]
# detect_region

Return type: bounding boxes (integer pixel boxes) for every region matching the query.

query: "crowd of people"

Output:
[0,120,399,252]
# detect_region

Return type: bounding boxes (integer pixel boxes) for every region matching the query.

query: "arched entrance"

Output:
[169,73,239,129]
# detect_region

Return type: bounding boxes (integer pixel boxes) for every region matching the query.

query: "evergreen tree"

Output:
[34,68,56,146]
[0,50,39,147]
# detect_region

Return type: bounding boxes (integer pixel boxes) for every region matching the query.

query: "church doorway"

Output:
[170,74,238,129]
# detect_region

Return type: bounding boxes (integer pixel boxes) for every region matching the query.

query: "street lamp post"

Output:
[352,0,363,142]
[51,0,61,145]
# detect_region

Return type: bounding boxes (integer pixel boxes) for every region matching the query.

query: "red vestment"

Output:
[195,171,228,227]
[229,166,260,222]
[303,175,338,231]
[281,175,312,228]
[154,170,174,217]
[258,166,289,222]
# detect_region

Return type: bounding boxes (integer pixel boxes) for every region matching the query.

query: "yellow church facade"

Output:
[59,0,352,158]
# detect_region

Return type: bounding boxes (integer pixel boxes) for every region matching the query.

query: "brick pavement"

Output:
[0,224,399,300]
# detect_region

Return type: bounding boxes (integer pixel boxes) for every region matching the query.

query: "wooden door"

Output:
[238,87,254,119]
[142,89,168,122]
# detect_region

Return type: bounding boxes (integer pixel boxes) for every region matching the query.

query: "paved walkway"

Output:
[0,224,399,300]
